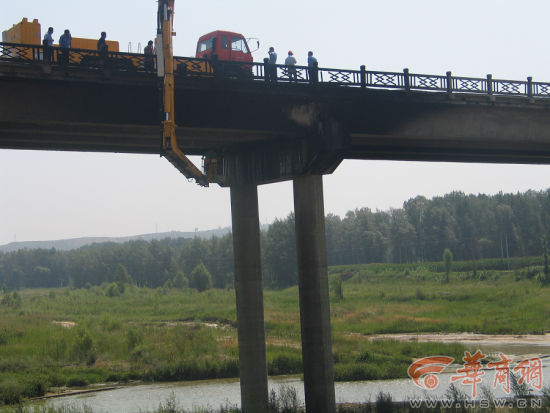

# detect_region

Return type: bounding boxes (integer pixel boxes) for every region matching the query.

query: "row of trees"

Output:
[0,189,549,290]
[0,236,230,290]
[329,189,550,265]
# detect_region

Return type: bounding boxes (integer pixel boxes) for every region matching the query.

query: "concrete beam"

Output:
[230,180,268,413]
[293,174,336,413]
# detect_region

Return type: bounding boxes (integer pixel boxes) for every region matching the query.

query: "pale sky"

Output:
[1,0,550,246]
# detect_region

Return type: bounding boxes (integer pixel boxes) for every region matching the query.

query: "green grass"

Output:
[1,258,549,405]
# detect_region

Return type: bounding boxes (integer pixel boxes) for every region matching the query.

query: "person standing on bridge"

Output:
[307,51,318,84]
[267,46,277,82]
[42,27,54,65]
[59,29,72,66]
[285,51,297,81]
[97,32,108,65]
[144,40,155,71]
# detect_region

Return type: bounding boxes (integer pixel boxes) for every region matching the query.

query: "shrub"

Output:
[126,329,142,351]
[113,264,132,293]
[375,391,393,413]
[189,263,213,292]
[268,384,300,413]
[90,286,104,296]
[0,379,23,404]
[268,353,302,375]
[415,288,427,300]
[443,248,453,283]
[330,278,344,301]
[105,283,121,297]
[173,271,188,289]
[511,372,530,398]
[67,376,89,387]
[21,376,46,398]
[1,291,22,308]
[71,329,94,362]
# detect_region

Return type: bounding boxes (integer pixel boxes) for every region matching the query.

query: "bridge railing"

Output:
[0,42,152,72]
[2,41,550,99]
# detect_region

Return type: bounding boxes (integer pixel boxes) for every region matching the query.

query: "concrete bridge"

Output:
[2,43,550,412]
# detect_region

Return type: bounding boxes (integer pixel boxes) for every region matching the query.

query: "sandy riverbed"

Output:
[364,332,550,345]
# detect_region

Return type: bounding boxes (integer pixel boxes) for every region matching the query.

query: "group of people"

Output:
[267,47,318,83]
[40,28,319,81]
[41,27,109,65]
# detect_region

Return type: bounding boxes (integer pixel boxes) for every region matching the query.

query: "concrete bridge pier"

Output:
[293,174,336,413]
[230,180,269,413]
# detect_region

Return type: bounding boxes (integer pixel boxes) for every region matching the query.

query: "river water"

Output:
[42,338,550,412]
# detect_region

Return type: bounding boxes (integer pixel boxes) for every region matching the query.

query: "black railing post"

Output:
[316,62,320,83]
[360,65,366,88]
[403,68,410,91]
[487,74,493,95]
[446,71,453,94]
[263,58,269,82]
[527,76,533,98]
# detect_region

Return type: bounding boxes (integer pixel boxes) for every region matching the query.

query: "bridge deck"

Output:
[2,43,550,184]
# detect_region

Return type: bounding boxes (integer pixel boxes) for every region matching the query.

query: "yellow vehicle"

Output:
[2,18,119,63]
[2,18,40,44]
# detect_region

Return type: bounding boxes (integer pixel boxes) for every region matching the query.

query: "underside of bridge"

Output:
[3,62,550,413]
[3,62,550,184]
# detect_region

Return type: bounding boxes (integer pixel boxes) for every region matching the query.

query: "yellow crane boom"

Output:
[157,0,208,186]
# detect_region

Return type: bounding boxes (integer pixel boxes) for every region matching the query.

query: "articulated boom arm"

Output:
[157,0,208,186]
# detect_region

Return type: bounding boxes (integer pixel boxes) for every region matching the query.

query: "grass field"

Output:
[0,258,549,405]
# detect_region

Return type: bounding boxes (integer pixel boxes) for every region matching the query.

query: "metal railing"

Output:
[0,42,152,72]
[2,41,549,99]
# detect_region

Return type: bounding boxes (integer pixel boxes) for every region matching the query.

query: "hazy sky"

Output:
[1,0,550,246]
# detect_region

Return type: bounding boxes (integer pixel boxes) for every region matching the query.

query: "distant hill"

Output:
[0,227,232,253]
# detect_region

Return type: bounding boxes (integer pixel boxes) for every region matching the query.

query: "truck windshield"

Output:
[231,37,249,53]
[197,38,214,53]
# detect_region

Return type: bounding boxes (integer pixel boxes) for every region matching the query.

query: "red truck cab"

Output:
[196,30,252,63]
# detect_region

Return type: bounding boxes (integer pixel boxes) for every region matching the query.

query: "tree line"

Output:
[0,189,549,290]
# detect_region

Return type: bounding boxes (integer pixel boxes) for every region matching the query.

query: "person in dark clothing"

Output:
[42,27,54,64]
[97,32,108,64]
[266,46,277,82]
[307,51,318,84]
[144,40,155,71]
[58,29,72,66]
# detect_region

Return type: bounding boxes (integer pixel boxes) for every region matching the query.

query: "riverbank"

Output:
[1,260,549,406]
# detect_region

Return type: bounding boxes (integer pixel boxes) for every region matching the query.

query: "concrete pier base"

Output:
[293,174,336,413]
[230,182,268,413]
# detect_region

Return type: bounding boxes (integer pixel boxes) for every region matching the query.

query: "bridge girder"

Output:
[2,63,550,186]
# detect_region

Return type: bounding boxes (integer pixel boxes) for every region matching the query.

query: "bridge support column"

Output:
[230,181,268,413]
[293,174,336,413]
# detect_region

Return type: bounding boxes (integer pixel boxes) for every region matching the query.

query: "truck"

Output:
[196,30,253,63]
